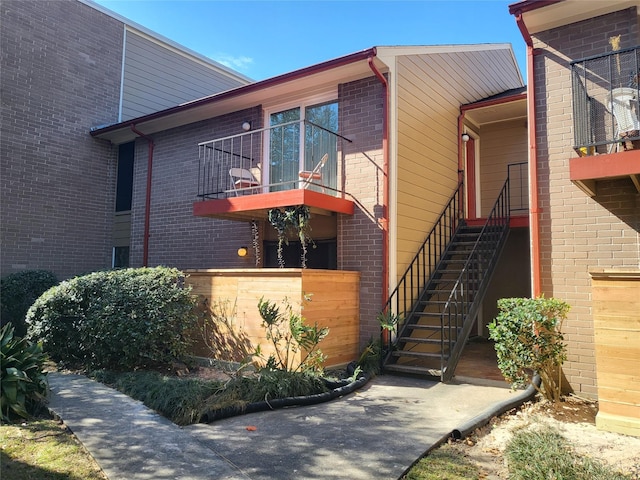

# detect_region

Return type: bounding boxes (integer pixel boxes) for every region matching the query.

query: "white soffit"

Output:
[521,0,640,34]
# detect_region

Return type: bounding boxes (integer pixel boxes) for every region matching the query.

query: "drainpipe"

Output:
[130,125,154,267]
[368,54,390,307]
[515,12,542,297]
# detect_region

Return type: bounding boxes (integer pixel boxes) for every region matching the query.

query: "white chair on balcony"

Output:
[298,153,328,191]
[610,87,640,151]
[229,168,260,196]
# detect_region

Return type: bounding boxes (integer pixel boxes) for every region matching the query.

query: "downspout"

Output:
[516,12,542,297]
[368,54,390,307]
[130,125,154,267]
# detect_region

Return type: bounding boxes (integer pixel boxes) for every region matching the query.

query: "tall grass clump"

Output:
[505,426,631,480]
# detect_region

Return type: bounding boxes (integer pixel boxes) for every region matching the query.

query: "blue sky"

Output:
[93,0,526,81]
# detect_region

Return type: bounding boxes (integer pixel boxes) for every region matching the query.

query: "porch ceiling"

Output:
[569,150,640,196]
[192,189,355,222]
[463,94,527,128]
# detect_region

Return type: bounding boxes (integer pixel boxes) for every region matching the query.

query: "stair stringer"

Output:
[441,223,510,382]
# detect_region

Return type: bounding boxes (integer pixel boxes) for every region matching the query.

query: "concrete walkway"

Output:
[48,372,515,480]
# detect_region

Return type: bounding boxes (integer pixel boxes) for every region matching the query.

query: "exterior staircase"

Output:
[382,178,512,381]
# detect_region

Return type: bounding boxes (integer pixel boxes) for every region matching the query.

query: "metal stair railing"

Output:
[438,176,511,381]
[380,182,464,353]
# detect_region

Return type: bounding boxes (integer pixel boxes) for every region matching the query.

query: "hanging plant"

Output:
[267,206,312,268]
[251,220,261,267]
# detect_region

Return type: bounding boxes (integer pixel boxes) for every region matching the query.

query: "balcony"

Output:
[193,120,355,221]
[570,46,640,195]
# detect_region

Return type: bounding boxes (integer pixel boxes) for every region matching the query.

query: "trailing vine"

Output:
[267,205,312,268]
[251,220,260,267]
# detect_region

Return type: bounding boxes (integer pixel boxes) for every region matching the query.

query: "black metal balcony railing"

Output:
[508,161,528,214]
[572,46,640,155]
[197,120,351,199]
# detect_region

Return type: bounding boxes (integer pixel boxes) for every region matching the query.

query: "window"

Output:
[266,100,338,192]
[115,142,135,212]
[112,246,130,268]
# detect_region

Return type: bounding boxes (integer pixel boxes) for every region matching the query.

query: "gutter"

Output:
[91,48,378,140]
[368,55,390,307]
[130,125,154,267]
[514,11,542,297]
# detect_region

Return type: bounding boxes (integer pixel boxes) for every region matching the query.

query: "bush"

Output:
[256,296,328,374]
[488,297,569,402]
[1,323,48,422]
[0,270,58,337]
[26,267,198,370]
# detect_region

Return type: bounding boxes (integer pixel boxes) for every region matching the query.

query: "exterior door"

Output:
[466,137,477,219]
[267,100,338,192]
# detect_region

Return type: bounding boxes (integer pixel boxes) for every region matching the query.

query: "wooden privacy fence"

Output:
[185,269,361,368]
[591,268,640,437]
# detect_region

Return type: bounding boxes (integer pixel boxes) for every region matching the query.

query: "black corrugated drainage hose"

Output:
[398,375,541,480]
[451,374,542,440]
[199,373,371,423]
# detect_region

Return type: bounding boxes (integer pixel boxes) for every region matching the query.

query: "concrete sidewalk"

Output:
[48,372,515,480]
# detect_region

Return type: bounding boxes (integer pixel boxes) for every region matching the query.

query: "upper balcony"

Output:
[570,46,640,196]
[193,120,355,221]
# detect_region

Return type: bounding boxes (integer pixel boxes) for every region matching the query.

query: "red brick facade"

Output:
[1,0,122,279]
[532,8,640,396]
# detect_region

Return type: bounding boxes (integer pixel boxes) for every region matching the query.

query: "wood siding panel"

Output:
[478,120,528,216]
[395,55,459,279]
[122,31,245,120]
[186,269,360,368]
[113,212,131,247]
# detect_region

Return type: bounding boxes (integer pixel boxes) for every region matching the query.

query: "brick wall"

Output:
[130,78,385,348]
[129,107,263,269]
[533,8,640,397]
[1,0,122,279]
[339,76,385,345]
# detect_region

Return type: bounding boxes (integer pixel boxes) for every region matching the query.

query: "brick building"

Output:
[92,45,528,376]
[1,0,249,279]
[510,0,640,433]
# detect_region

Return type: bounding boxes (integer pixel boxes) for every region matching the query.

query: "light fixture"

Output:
[237,246,248,257]
[461,133,470,142]
[241,121,251,131]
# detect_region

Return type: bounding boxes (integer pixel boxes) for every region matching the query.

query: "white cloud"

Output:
[212,53,254,73]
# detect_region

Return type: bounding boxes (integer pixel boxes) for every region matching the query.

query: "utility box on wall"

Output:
[590,269,640,437]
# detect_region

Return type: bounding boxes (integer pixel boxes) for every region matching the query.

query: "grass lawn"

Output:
[0,415,106,480]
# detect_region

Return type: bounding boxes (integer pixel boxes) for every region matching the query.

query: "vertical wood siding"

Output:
[478,119,528,216]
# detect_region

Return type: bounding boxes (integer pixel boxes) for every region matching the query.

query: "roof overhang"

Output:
[193,190,355,222]
[91,48,384,145]
[509,0,640,34]
[461,90,527,127]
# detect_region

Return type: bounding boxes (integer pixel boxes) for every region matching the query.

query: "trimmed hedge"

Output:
[26,267,198,370]
[0,270,58,337]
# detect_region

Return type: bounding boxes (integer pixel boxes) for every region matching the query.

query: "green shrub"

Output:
[256,296,328,373]
[0,270,58,337]
[488,297,569,402]
[26,267,198,370]
[1,323,48,422]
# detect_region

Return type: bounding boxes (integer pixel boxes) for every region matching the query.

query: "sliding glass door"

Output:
[268,100,338,192]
